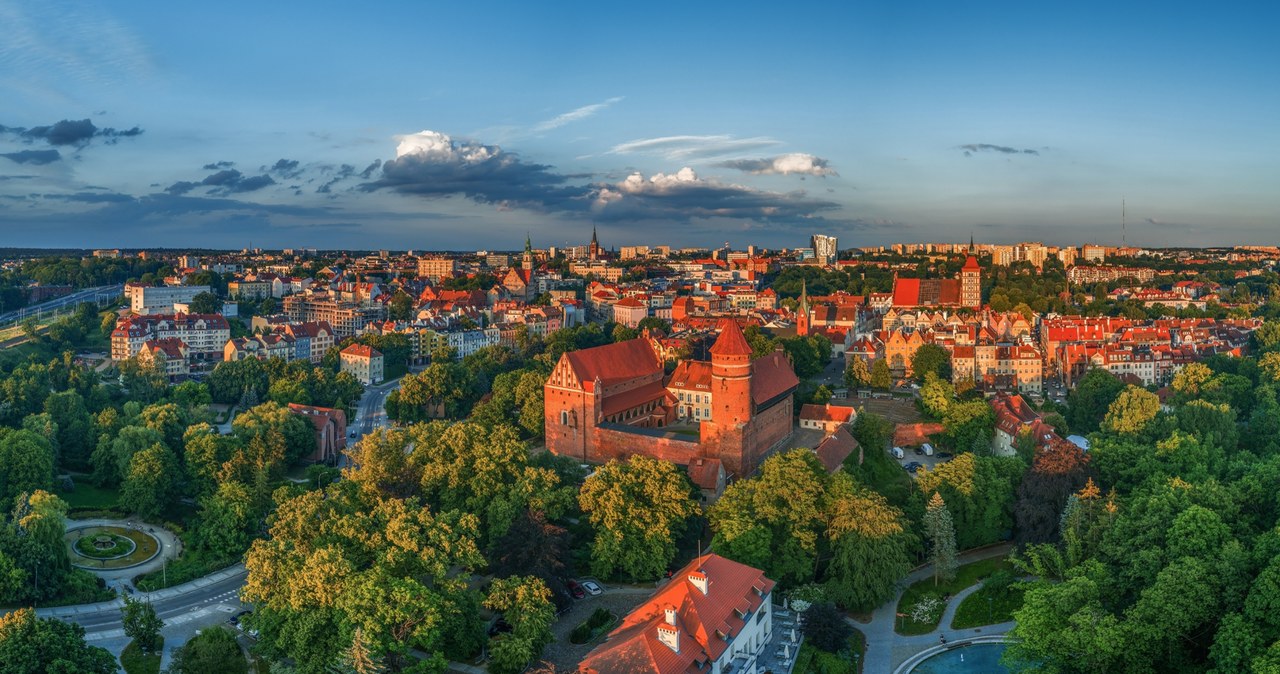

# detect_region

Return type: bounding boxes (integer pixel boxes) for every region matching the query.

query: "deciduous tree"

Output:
[579,456,697,582]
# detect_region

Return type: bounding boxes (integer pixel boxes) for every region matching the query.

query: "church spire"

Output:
[525,231,532,253]
[591,224,598,245]
[799,278,809,312]
[969,232,974,253]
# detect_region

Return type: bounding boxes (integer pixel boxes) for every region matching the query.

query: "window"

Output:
[560,410,569,426]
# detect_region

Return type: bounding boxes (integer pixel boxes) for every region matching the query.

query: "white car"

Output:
[582,580,603,596]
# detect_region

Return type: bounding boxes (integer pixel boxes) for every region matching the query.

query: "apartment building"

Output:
[339,344,384,385]
[132,285,211,314]
[282,293,385,339]
[111,313,230,373]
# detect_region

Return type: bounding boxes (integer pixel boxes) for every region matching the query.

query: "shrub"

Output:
[588,608,612,629]
[569,622,593,644]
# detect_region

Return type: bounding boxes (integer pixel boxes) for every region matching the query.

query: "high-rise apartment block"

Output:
[811,234,839,265]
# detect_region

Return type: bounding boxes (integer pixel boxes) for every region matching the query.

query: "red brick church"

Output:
[544,319,798,478]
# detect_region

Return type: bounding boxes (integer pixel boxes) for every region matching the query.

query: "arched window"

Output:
[560,410,569,426]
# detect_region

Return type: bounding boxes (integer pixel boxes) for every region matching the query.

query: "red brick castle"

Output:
[544,319,798,478]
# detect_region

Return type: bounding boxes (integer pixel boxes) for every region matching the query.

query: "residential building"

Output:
[417,257,456,281]
[283,293,385,339]
[340,344,384,385]
[579,554,775,674]
[811,234,838,266]
[137,338,189,382]
[111,313,230,373]
[286,403,347,464]
[132,285,211,314]
[798,403,856,433]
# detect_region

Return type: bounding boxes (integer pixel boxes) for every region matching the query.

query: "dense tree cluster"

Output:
[1006,341,1280,672]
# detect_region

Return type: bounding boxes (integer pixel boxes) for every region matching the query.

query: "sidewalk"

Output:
[859,543,1014,674]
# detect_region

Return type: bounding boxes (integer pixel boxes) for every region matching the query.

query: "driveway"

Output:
[541,585,654,670]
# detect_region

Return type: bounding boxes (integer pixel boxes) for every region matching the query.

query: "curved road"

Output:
[0,284,123,326]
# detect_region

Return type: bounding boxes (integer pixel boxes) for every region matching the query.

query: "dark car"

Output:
[904,461,923,473]
[566,579,585,599]
[914,447,925,455]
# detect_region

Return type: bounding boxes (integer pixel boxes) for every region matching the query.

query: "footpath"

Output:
[859,543,1015,674]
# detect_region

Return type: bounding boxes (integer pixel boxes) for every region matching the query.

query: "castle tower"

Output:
[961,256,981,309]
[701,318,754,476]
[796,279,810,337]
[589,225,601,261]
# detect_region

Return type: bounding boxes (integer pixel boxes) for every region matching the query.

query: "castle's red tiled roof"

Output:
[750,351,800,406]
[564,338,661,389]
[667,361,712,390]
[687,458,724,492]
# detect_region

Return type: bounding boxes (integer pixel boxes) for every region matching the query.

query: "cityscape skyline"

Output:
[2,1,1278,250]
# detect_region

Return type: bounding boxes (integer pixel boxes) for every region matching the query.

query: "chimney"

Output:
[688,570,708,595]
[656,624,680,653]
[664,606,677,626]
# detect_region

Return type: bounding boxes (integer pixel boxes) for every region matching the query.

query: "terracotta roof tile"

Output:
[709,318,752,356]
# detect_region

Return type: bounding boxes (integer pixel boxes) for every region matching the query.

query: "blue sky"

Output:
[1,0,1276,250]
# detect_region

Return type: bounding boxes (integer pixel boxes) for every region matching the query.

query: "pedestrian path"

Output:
[857,543,1015,674]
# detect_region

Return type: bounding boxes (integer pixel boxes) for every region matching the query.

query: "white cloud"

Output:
[394,130,494,162]
[607,135,781,161]
[532,96,623,133]
[715,153,836,176]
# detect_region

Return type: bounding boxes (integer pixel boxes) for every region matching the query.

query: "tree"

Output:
[387,291,416,321]
[232,402,315,465]
[870,359,892,390]
[1005,564,1126,673]
[490,510,571,610]
[166,626,247,674]
[120,443,181,519]
[1067,368,1126,434]
[122,596,164,653]
[801,603,853,653]
[1015,444,1092,545]
[844,357,871,389]
[923,492,957,585]
[188,291,223,315]
[911,343,952,382]
[1101,385,1161,436]
[709,450,830,587]
[195,482,258,558]
[43,390,93,470]
[0,429,55,505]
[942,400,995,452]
[0,608,116,674]
[919,372,955,418]
[484,577,555,674]
[824,476,915,610]
[578,456,697,582]
[849,411,893,454]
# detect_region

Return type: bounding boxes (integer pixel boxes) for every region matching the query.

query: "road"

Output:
[0,284,123,325]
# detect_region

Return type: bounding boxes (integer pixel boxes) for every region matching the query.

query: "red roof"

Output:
[815,427,859,472]
[800,403,856,423]
[894,422,944,448]
[667,361,712,390]
[580,554,774,674]
[750,351,800,406]
[892,278,920,307]
[564,338,662,389]
[963,255,980,271]
[341,344,382,358]
[709,318,752,356]
[687,458,724,492]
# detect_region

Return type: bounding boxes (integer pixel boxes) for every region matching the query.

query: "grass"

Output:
[60,484,121,510]
[894,557,1012,635]
[951,584,1025,629]
[74,534,132,558]
[135,546,241,591]
[120,637,164,674]
[793,630,865,674]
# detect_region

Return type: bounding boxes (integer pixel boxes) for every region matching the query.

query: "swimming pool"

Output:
[909,642,1011,673]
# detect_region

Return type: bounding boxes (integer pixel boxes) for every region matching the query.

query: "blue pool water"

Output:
[910,643,1012,673]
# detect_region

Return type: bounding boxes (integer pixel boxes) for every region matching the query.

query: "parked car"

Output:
[904,461,923,473]
[892,447,905,460]
[922,443,934,456]
[914,446,925,456]
[582,580,603,596]
[566,580,585,599]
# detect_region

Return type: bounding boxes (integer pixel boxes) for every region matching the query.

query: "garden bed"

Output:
[951,584,1025,629]
[894,557,1011,635]
[568,608,618,645]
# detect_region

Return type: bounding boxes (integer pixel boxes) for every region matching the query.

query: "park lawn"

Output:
[60,483,120,510]
[793,629,865,674]
[951,584,1026,629]
[120,637,163,674]
[894,557,1012,636]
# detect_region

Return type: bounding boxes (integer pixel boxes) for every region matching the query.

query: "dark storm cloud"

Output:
[265,159,303,179]
[362,139,590,210]
[202,161,235,170]
[1,150,62,165]
[0,119,143,147]
[165,168,277,196]
[358,159,382,179]
[958,143,1040,157]
[713,153,836,176]
[317,164,357,194]
[592,171,840,225]
[41,192,136,204]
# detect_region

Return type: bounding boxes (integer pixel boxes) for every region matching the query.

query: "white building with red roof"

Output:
[339,343,383,385]
[580,554,776,674]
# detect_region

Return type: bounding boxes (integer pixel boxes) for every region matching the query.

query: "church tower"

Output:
[961,255,981,309]
[589,225,601,261]
[522,232,534,272]
[796,279,810,337]
[701,318,754,476]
